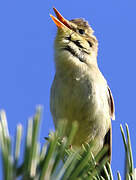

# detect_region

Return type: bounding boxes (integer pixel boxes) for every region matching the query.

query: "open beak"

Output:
[50,7,71,29]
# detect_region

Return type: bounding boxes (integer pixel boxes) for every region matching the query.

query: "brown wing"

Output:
[103,86,115,163]
[107,86,115,120]
[104,127,112,163]
[101,127,112,178]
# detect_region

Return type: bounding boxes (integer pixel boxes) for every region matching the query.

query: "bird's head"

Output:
[50,8,98,71]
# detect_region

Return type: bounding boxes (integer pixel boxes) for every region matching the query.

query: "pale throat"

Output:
[54,47,98,77]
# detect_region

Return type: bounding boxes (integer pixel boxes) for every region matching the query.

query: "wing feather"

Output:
[107,86,115,120]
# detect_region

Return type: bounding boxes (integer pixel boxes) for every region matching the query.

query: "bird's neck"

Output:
[54,49,98,76]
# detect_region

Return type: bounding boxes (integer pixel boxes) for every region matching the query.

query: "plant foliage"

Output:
[0,107,135,180]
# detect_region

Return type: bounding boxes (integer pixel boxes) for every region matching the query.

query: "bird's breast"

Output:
[50,68,110,147]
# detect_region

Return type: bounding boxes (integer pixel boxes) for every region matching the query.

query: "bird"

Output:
[50,7,115,160]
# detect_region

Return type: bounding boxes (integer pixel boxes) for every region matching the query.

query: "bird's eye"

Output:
[78,29,85,35]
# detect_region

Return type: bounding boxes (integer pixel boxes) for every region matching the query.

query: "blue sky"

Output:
[0,0,136,178]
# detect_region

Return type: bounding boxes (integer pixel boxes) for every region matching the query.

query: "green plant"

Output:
[0,107,135,180]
